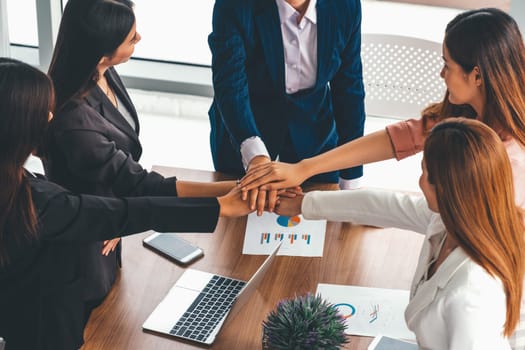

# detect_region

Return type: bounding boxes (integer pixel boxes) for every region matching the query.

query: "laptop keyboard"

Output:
[170,275,246,342]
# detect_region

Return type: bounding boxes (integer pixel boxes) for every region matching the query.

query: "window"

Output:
[61,0,214,66]
[132,0,214,66]
[6,0,38,47]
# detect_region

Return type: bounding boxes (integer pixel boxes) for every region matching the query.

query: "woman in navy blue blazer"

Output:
[0,58,251,350]
[45,0,238,338]
[208,0,366,199]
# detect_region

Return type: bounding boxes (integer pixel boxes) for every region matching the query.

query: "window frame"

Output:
[1,0,212,96]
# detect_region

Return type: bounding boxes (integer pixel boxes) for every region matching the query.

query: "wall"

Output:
[510,1,525,33]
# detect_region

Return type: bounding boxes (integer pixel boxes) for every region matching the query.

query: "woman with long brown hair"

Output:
[0,58,251,350]
[241,7,525,207]
[276,118,525,349]
[240,7,525,347]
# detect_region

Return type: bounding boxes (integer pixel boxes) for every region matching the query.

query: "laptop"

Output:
[142,242,282,345]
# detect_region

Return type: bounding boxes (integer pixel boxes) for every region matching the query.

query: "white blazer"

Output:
[302,189,510,350]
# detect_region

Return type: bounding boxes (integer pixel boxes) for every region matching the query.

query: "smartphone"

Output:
[143,232,204,265]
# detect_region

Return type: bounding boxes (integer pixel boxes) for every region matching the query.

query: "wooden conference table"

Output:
[82,166,424,350]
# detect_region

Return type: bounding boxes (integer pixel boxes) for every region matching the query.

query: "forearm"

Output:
[38,186,219,241]
[300,129,395,177]
[176,180,235,197]
[301,189,431,233]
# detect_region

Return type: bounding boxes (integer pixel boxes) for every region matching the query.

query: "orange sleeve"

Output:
[385,118,426,160]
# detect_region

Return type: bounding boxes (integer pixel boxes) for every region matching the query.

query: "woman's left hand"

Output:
[102,237,121,256]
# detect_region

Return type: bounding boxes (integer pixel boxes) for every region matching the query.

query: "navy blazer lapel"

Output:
[315,0,335,87]
[85,86,140,146]
[255,0,285,93]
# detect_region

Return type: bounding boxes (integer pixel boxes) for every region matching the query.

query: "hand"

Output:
[218,185,254,217]
[245,156,272,215]
[102,238,120,256]
[274,194,304,217]
[249,185,303,216]
[240,161,307,196]
[277,186,303,198]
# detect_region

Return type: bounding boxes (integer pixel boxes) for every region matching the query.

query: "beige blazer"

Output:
[302,189,510,350]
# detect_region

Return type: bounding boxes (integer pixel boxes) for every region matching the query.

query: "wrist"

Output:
[298,158,315,181]
[248,155,271,169]
[217,196,228,217]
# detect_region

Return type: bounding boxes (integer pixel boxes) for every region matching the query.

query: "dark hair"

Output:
[424,118,525,335]
[48,0,135,111]
[0,58,54,266]
[422,8,525,146]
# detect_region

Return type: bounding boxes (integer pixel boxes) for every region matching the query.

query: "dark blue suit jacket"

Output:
[208,0,365,182]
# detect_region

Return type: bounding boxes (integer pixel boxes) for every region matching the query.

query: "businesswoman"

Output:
[241,8,525,208]
[0,58,251,350]
[241,8,525,348]
[45,0,236,328]
[276,118,525,349]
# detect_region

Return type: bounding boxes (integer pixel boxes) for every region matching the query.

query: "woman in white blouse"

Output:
[276,118,525,349]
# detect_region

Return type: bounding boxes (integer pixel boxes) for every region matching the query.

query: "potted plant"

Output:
[262,293,349,349]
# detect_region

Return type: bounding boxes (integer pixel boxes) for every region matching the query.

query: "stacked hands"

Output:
[240,160,306,217]
[103,161,300,255]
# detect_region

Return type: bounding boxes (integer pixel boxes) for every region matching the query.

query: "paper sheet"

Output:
[317,283,415,341]
[368,335,418,350]
[242,212,326,256]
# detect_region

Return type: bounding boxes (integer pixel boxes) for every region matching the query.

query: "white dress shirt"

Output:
[276,0,317,94]
[301,189,510,350]
[241,0,361,188]
[240,0,318,170]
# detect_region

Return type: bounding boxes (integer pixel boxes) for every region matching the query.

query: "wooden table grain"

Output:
[82,166,424,350]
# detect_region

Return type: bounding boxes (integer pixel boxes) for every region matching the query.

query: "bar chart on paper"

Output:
[243,212,326,256]
[316,284,415,341]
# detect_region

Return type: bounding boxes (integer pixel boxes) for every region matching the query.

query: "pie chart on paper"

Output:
[276,215,301,227]
[243,212,327,256]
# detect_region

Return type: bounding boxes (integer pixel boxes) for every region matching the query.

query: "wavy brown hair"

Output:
[425,118,525,336]
[421,8,525,146]
[0,58,54,266]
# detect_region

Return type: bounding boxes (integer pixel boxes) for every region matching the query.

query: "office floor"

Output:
[26,89,421,193]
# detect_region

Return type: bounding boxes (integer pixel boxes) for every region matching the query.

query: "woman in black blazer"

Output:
[0,58,250,350]
[45,0,237,329]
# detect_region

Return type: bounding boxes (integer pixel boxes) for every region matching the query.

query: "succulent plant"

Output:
[262,293,348,350]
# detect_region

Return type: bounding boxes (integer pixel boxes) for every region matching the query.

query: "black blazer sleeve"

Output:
[47,103,178,197]
[31,177,219,241]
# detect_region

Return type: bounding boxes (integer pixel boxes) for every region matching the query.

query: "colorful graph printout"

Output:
[243,212,326,256]
[317,284,415,340]
[276,215,301,227]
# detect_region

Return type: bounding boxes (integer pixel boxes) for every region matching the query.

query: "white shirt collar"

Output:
[276,0,317,25]
[303,0,317,24]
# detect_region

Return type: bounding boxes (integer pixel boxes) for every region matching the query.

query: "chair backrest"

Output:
[361,33,445,119]
[378,0,510,12]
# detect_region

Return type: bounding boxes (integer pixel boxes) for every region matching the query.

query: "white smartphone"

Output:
[143,232,204,265]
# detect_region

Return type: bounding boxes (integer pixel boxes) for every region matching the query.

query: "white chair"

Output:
[361,33,445,119]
